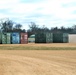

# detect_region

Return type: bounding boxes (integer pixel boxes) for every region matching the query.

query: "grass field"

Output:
[0,43,76,75]
[0,43,76,50]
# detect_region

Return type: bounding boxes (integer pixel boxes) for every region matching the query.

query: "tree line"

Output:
[27,22,76,37]
[0,18,76,37]
[0,18,25,33]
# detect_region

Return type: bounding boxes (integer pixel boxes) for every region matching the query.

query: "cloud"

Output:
[0,0,76,29]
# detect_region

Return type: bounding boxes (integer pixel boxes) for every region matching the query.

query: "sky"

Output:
[0,0,76,30]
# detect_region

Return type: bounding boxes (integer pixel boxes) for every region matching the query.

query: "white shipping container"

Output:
[69,34,76,43]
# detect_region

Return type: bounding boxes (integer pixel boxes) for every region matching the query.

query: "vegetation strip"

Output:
[0,46,76,50]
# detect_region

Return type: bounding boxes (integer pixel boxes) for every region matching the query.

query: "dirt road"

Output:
[0,49,76,75]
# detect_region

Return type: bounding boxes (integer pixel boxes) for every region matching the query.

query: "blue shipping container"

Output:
[12,33,20,44]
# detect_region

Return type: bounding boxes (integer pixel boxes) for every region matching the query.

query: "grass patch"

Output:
[0,45,76,50]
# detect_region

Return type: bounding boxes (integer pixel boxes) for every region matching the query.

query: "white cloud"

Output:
[0,0,19,4]
[0,0,76,29]
[0,0,19,9]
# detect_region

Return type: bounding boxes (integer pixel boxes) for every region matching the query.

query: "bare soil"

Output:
[0,43,76,75]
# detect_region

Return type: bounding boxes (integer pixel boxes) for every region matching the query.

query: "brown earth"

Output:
[0,43,76,75]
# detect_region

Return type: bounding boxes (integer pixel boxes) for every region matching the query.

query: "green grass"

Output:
[0,45,76,50]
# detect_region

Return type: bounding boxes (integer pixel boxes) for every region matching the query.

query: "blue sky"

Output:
[0,0,76,30]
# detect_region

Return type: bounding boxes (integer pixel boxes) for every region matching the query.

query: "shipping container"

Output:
[0,33,2,44]
[21,33,28,44]
[6,33,11,44]
[12,33,20,44]
[35,32,53,43]
[63,33,68,43]
[35,32,46,43]
[68,34,76,43]
[2,33,7,44]
[53,33,68,43]
[46,33,53,43]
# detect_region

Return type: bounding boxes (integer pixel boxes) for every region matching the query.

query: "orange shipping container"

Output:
[21,33,28,44]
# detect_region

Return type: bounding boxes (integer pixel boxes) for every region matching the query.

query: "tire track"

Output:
[0,50,76,75]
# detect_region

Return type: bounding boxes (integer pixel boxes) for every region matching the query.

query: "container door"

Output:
[63,33,68,43]
[53,33,63,43]
[21,33,28,44]
[35,32,46,43]
[2,33,7,44]
[46,33,53,43]
[7,33,11,44]
[12,33,20,44]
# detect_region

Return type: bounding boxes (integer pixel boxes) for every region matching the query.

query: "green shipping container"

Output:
[35,32,46,43]
[2,33,11,44]
[53,33,63,43]
[46,33,53,43]
[6,33,11,44]
[2,33,7,44]
[53,33,68,43]
[63,33,68,43]
[35,32,53,43]
[0,33,2,44]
